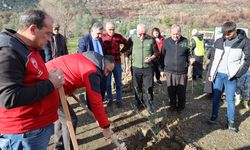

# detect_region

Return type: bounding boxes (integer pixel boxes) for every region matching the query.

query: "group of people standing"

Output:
[0,8,249,150]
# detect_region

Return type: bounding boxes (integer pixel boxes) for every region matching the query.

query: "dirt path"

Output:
[48,75,250,150]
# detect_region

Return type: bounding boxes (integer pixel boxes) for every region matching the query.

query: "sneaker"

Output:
[156,80,163,85]
[207,116,217,125]
[147,105,155,114]
[116,101,123,108]
[228,122,238,132]
[235,98,241,106]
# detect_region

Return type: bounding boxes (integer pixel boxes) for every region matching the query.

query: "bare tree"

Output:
[38,0,90,37]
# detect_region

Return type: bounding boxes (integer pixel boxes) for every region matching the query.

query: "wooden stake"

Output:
[58,87,79,150]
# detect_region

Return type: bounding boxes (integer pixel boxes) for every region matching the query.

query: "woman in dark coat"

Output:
[203,47,215,94]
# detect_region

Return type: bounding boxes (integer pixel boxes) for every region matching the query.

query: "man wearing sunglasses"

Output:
[208,21,250,132]
[125,23,158,113]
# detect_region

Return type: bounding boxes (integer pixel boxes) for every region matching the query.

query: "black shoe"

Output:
[168,106,177,112]
[228,122,238,132]
[207,116,217,125]
[116,101,123,108]
[192,76,197,80]
[136,104,144,111]
[107,100,113,107]
[156,80,163,85]
[176,107,184,114]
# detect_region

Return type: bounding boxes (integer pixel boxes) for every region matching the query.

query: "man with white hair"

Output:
[125,23,158,113]
[102,22,130,108]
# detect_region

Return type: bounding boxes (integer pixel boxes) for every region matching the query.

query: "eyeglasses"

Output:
[138,33,146,36]
[108,29,115,31]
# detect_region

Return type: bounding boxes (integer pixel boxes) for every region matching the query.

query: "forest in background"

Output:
[1,0,250,38]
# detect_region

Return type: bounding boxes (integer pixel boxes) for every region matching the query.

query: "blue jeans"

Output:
[0,124,54,150]
[106,64,122,102]
[211,72,236,123]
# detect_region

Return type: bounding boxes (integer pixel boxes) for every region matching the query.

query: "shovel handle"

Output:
[58,87,79,150]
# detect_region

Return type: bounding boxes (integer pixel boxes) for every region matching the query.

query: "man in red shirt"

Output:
[46,51,114,149]
[102,22,130,107]
[0,9,64,150]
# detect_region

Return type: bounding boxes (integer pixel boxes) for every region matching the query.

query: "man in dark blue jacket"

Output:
[77,22,104,55]
[77,22,106,101]
[159,24,190,113]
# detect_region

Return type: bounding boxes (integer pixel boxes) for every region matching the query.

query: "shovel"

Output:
[58,87,79,150]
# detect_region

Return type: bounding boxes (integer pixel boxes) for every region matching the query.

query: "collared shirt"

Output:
[92,36,103,56]
[102,33,129,64]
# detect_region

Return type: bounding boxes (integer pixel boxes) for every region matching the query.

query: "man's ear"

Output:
[29,24,37,35]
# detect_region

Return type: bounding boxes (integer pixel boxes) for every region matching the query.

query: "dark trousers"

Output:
[165,72,187,109]
[54,102,78,150]
[168,85,186,109]
[132,66,153,107]
[153,61,161,81]
[193,55,203,77]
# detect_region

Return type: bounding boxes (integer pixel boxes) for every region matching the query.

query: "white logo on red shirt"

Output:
[30,57,43,77]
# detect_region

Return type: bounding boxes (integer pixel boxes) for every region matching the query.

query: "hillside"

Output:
[0,0,38,12]
[0,0,250,39]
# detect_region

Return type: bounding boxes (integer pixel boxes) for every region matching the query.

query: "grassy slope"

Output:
[67,38,79,54]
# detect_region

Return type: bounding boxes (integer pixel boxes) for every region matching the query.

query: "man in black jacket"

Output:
[44,23,68,62]
[159,24,190,113]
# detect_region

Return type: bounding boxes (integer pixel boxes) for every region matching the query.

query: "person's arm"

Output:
[151,39,159,59]
[84,72,110,129]
[191,38,196,51]
[0,47,56,109]
[145,39,159,63]
[124,37,133,73]
[159,41,166,76]
[235,39,250,78]
[119,35,129,53]
[77,37,87,53]
[62,35,68,55]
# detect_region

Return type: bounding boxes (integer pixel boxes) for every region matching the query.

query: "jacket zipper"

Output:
[175,41,178,74]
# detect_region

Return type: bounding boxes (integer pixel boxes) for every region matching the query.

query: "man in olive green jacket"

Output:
[125,23,158,113]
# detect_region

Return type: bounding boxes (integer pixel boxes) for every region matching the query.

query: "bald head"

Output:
[171,24,182,41]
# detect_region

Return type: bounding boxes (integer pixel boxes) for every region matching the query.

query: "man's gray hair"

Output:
[137,23,147,31]
[171,24,181,32]
[19,9,50,30]
[105,21,115,28]
[91,22,103,31]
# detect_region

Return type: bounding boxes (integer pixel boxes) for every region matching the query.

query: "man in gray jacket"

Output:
[207,21,250,132]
